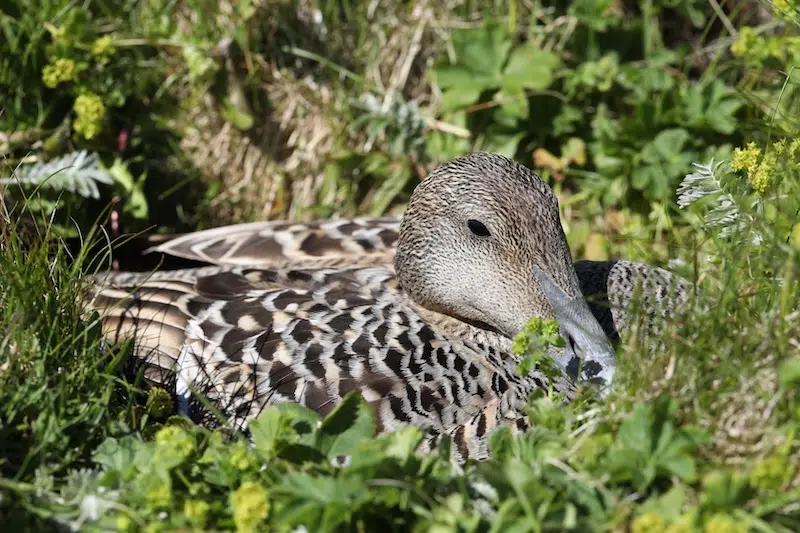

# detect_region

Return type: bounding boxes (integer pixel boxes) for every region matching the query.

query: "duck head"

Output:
[394,152,616,391]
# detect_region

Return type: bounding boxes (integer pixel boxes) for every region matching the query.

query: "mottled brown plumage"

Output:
[86,152,689,462]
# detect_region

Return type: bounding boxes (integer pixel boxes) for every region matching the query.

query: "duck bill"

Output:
[531,265,617,396]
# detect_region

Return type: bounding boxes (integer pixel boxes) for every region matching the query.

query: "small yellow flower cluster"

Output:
[665,514,696,533]
[115,514,134,533]
[42,57,77,88]
[184,499,211,527]
[144,476,173,510]
[749,453,795,492]
[704,513,748,533]
[73,93,106,140]
[730,27,758,58]
[154,425,195,462]
[631,512,664,533]
[91,36,115,65]
[146,387,173,418]
[732,26,800,63]
[232,481,270,533]
[631,510,698,533]
[731,142,761,173]
[229,441,257,471]
[730,139,800,197]
[511,317,564,356]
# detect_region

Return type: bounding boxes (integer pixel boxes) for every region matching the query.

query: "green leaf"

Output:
[316,392,376,459]
[433,22,511,96]
[705,98,744,134]
[645,129,690,162]
[383,426,425,462]
[483,129,525,158]
[593,153,625,175]
[440,86,483,113]
[107,157,148,220]
[701,470,752,510]
[502,44,560,93]
[640,484,687,518]
[494,91,529,122]
[93,435,142,475]
[249,402,319,458]
[779,357,800,389]
[617,405,653,454]
[272,474,369,532]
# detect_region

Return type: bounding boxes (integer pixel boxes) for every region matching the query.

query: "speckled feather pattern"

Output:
[86,152,691,462]
[89,264,563,462]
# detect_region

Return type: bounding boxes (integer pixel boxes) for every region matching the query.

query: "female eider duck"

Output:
[87,152,689,461]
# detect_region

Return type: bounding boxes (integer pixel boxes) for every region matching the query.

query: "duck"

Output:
[86,152,690,461]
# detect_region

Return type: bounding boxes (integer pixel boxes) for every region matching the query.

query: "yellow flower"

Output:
[704,513,748,533]
[42,57,77,88]
[184,499,211,526]
[145,476,172,510]
[790,138,800,160]
[145,522,165,533]
[632,512,666,533]
[115,514,134,533]
[91,36,115,66]
[231,481,270,533]
[665,514,696,533]
[731,27,758,57]
[91,36,114,57]
[748,161,773,196]
[749,453,794,491]
[731,142,761,173]
[229,441,256,471]
[153,425,195,469]
[771,138,788,156]
[146,388,173,418]
[73,93,107,140]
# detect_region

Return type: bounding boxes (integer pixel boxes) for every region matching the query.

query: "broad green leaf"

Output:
[779,357,800,389]
[494,89,529,122]
[502,44,560,93]
[440,85,483,113]
[593,152,625,175]
[618,404,653,456]
[106,158,148,220]
[272,474,369,532]
[249,402,319,458]
[92,435,142,475]
[631,165,655,190]
[637,484,687,517]
[483,129,525,158]
[383,426,425,462]
[646,129,690,162]
[660,454,696,481]
[701,470,751,510]
[433,22,511,93]
[705,98,743,134]
[316,392,376,459]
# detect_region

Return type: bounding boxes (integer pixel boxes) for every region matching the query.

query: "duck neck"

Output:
[407,301,513,353]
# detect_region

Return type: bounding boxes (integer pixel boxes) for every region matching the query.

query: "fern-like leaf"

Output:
[677,160,762,244]
[1,150,114,200]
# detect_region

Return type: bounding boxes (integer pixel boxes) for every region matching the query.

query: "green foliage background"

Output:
[1,0,800,531]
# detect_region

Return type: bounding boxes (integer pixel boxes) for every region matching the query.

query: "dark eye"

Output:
[467,219,490,237]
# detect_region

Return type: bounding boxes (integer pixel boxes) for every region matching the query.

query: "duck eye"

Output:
[467,219,490,237]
